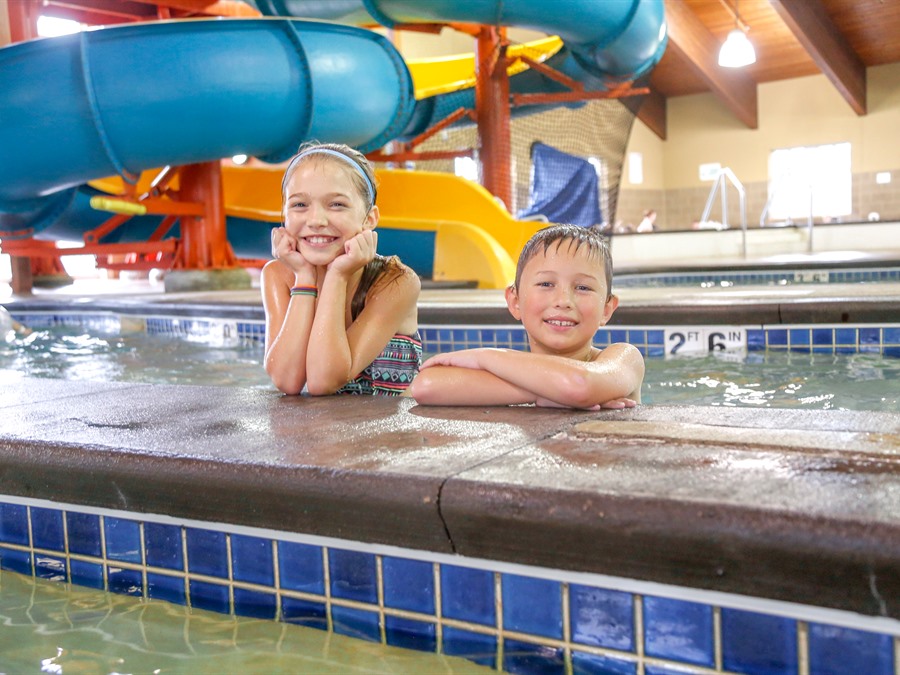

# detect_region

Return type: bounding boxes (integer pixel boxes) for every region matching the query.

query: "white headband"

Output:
[282,148,376,204]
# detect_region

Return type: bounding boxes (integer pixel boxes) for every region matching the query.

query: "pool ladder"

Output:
[700,167,748,258]
[759,179,815,253]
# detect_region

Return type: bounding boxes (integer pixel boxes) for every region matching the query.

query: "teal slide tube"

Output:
[0,1,665,243]
[0,18,414,237]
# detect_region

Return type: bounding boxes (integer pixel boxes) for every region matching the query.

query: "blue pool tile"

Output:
[812,328,834,346]
[886,346,900,358]
[385,615,437,652]
[858,327,881,347]
[502,574,562,639]
[282,597,328,630]
[643,596,714,667]
[503,638,565,675]
[627,330,647,346]
[834,328,857,346]
[185,528,228,578]
[231,534,274,586]
[382,556,434,614]
[147,572,186,605]
[808,623,894,675]
[443,627,497,668]
[70,560,104,589]
[145,522,183,571]
[34,554,67,581]
[884,327,900,345]
[105,517,141,563]
[789,328,810,346]
[721,608,797,675]
[66,512,102,557]
[329,549,377,603]
[747,329,766,350]
[647,329,665,346]
[572,652,636,675]
[30,507,65,551]
[234,588,277,620]
[108,566,143,597]
[278,541,324,594]
[609,330,627,344]
[0,546,31,574]
[190,580,230,614]
[0,504,29,545]
[441,564,495,626]
[332,605,380,643]
[767,329,788,347]
[570,585,634,651]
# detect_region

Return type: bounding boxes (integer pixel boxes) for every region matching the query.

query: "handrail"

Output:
[700,167,747,258]
[759,176,814,252]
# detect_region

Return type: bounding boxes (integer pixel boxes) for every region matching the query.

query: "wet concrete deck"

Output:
[1,377,899,621]
[2,261,900,624]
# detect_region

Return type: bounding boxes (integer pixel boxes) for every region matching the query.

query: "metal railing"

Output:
[700,167,747,258]
[759,179,814,253]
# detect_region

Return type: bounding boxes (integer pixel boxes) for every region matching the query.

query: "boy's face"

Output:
[505,242,618,358]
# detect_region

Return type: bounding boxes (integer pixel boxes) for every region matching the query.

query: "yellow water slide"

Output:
[90,38,561,288]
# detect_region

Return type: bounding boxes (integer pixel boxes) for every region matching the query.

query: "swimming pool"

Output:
[2,302,900,675]
[0,569,489,673]
[2,317,897,411]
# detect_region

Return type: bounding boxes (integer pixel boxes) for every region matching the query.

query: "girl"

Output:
[262,143,421,396]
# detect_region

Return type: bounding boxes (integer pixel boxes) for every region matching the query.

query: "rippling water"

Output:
[0,571,489,673]
[1,326,897,411]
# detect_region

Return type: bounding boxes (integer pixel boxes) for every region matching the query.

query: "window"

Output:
[454,156,479,182]
[767,142,851,221]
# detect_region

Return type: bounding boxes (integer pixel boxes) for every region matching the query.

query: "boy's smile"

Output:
[506,242,617,359]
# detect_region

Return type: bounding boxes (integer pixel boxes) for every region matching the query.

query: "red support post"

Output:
[176,161,237,269]
[474,25,512,211]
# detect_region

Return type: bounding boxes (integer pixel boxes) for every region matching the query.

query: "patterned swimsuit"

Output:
[336,333,422,396]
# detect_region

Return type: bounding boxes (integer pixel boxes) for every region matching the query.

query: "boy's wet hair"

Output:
[281,141,377,212]
[514,224,613,298]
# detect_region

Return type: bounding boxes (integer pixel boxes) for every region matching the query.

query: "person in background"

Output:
[409,224,644,408]
[262,142,421,396]
[636,209,657,233]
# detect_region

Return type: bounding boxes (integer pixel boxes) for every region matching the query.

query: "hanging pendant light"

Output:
[718,0,756,68]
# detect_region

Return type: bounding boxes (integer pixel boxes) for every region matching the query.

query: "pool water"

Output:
[1,327,897,411]
[0,570,489,673]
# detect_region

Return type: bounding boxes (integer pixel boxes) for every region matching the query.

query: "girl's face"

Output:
[505,242,617,358]
[282,158,377,266]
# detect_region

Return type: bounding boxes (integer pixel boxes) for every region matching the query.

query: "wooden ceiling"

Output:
[642,0,900,138]
[14,0,900,140]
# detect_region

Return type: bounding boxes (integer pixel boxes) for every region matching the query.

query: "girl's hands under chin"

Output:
[328,230,378,277]
[272,227,312,274]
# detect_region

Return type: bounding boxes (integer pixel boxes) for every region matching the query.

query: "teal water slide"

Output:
[0,0,667,254]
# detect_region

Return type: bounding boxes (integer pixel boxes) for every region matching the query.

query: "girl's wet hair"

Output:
[514,224,613,298]
[281,142,377,212]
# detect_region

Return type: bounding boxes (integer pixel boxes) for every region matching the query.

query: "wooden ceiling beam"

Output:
[769,0,866,115]
[662,0,758,129]
[637,88,667,140]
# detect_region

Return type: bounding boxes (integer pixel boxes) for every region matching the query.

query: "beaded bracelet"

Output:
[290,285,318,298]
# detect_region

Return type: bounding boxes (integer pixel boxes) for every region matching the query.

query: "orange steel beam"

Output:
[512,87,650,107]
[475,25,511,210]
[367,149,475,163]
[7,0,40,41]
[175,161,237,269]
[2,240,177,258]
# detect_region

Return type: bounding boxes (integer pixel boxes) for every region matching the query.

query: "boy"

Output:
[409,224,643,409]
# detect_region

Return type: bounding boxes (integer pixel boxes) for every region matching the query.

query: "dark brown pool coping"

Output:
[1,377,898,621]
